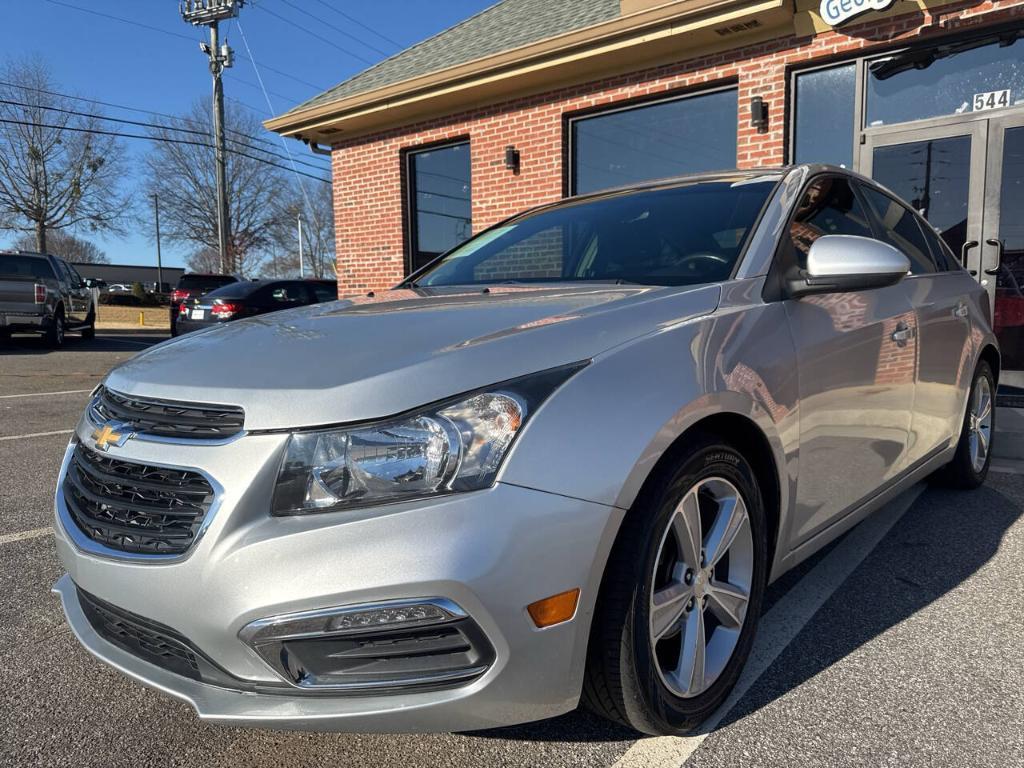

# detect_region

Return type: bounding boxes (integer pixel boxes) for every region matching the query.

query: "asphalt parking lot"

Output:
[1,330,1022,768]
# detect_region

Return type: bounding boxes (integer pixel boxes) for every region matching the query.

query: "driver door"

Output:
[781,175,917,545]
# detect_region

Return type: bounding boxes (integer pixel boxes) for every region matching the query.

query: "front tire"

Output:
[941,360,995,489]
[583,435,768,735]
[81,308,96,340]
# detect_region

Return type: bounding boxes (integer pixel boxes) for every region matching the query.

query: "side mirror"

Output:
[789,235,910,298]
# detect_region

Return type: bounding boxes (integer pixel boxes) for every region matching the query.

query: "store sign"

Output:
[819,0,897,27]
[973,90,1012,112]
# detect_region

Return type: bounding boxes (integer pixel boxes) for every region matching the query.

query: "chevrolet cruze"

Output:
[53,165,997,735]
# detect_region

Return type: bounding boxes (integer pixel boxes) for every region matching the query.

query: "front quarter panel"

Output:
[500,278,799,569]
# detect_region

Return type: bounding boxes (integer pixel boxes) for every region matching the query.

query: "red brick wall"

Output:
[330,0,1024,293]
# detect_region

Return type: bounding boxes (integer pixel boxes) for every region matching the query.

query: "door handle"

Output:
[953,302,969,319]
[983,238,1003,276]
[961,240,979,276]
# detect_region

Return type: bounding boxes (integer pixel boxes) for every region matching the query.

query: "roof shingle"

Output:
[290,0,622,113]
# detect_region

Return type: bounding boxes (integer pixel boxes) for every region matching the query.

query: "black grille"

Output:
[63,445,214,555]
[90,385,244,439]
[78,587,203,681]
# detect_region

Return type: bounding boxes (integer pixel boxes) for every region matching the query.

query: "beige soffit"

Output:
[265,0,792,143]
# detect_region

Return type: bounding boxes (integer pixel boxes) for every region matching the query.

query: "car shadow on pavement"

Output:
[0,333,164,355]
[471,479,1021,742]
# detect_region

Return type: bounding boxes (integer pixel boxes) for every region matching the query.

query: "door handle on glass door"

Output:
[961,240,979,276]
[983,238,1003,276]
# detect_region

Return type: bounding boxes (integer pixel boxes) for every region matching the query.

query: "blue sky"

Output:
[0,0,492,268]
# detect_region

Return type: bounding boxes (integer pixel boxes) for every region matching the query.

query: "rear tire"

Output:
[582,435,768,735]
[940,360,995,489]
[46,310,65,348]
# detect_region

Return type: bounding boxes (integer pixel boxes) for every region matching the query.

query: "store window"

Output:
[406,141,472,272]
[570,88,738,196]
[867,36,1024,127]
[793,64,857,167]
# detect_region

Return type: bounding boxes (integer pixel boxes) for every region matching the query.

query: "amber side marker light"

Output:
[527,588,581,628]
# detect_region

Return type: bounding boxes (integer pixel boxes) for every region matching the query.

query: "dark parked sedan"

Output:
[170,273,238,336]
[175,278,338,334]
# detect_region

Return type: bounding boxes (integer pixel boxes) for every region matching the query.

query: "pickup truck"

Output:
[0,251,96,347]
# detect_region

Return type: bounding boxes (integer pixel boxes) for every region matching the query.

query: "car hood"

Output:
[106,284,721,430]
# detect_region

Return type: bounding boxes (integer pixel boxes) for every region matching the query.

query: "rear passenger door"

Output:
[859,184,972,463]
[781,175,917,544]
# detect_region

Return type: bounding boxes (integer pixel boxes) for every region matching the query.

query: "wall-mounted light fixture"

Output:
[504,145,520,174]
[750,96,769,133]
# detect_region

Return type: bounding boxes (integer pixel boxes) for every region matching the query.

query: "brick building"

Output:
[268,0,1024,376]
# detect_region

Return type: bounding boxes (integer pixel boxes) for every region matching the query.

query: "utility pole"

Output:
[298,215,304,278]
[152,194,164,292]
[180,0,243,275]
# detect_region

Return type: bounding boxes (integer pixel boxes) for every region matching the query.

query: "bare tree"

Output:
[0,58,127,252]
[269,182,336,279]
[12,230,108,263]
[143,99,284,277]
[185,246,223,274]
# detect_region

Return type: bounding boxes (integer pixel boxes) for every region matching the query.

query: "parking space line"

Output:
[0,389,94,399]
[612,483,926,768]
[95,337,160,347]
[0,429,74,442]
[0,526,53,546]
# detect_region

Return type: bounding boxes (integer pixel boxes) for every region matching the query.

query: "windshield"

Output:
[414,179,778,288]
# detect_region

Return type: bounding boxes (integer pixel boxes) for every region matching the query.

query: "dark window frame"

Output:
[784,21,1024,167]
[563,80,740,197]
[402,136,472,276]
[857,182,941,274]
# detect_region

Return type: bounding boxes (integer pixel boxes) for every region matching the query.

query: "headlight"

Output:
[272,363,586,515]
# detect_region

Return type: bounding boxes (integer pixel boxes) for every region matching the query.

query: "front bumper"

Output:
[53,425,621,732]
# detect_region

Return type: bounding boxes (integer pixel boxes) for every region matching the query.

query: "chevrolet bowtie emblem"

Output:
[91,422,133,452]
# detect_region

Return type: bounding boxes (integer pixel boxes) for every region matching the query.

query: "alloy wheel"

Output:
[968,374,993,473]
[649,477,754,698]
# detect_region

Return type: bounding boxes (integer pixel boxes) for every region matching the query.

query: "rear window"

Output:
[204,281,260,299]
[177,274,237,292]
[0,254,56,280]
[310,282,338,302]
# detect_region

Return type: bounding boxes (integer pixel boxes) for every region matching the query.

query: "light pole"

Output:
[152,194,163,292]
[298,214,304,278]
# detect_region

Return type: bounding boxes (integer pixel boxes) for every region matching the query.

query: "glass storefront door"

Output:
[863,111,1024,385]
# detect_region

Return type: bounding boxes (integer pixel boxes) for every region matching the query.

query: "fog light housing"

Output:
[239,598,495,692]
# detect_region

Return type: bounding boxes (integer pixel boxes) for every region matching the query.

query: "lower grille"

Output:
[77,587,203,682]
[63,445,215,556]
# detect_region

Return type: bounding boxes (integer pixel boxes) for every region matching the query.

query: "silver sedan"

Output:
[52,165,997,735]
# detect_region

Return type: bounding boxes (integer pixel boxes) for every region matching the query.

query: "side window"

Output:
[268,283,307,304]
[860,186,936,275]
[917,217,959,271]
[68,264,85,286]
[56,259,77,287]
[311,283,337,302]
[788,176,873,269]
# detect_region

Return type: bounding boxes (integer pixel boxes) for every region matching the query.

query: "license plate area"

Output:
[191,309,206,320]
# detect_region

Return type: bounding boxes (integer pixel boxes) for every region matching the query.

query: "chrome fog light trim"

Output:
[239,598,495,692]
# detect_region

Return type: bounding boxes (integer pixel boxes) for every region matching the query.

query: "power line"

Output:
[252,4,375,65]
[309,0,404,49]
[236,19,317,236]
[276,0,392,58]
[41,0,323,98]
[0,80,329,168]
[0,98,331,174]
[0,117,330,184]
